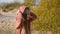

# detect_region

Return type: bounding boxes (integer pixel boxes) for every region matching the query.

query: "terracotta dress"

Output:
[14,6,37,34]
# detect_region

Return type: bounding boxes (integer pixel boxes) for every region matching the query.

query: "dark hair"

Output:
[24,7,30,11]
[22,7,30,20]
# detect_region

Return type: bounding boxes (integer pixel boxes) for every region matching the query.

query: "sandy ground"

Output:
[0,9,16,34]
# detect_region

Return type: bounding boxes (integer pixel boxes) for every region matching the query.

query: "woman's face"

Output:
[23,7,30,20]
[25,9,30,20]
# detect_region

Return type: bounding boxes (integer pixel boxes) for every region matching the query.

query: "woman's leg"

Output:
[16,28,22,34]
[16,23,23,34]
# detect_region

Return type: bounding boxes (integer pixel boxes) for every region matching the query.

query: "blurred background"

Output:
[0,0,60,34]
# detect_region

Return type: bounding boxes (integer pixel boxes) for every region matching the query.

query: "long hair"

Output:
[22,7,30,20]
[22,7,30,34]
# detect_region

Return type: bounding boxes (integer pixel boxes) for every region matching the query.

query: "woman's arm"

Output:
[15,10,23,29]
[29,12,37,22]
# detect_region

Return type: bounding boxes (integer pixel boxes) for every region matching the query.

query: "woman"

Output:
[14,6,37,34]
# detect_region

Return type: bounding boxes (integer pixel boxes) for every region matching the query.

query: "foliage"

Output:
[31,0,60,34]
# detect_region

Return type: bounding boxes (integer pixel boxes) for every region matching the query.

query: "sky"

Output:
[0,0,14,3]
[0,0,24,3]
[0,0,40,6]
